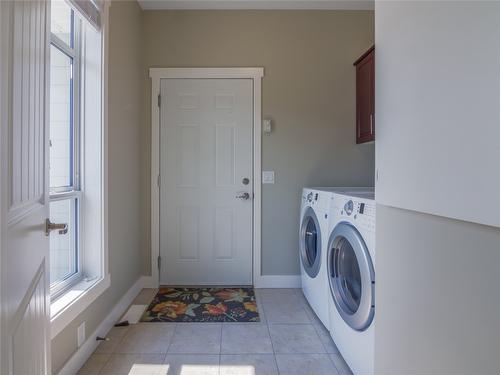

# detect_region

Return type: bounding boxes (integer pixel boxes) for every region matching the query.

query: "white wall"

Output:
[375,1,500,373]
[375,1,500,228]
[375,206,500,375]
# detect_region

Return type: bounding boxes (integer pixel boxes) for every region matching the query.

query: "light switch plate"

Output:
[262,171,275,184]
[263,119,272,134]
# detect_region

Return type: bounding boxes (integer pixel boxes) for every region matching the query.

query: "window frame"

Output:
[49,6,84,298]
[49,0,110,340]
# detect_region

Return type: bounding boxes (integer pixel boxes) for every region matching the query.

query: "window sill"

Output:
[50,274,110,339]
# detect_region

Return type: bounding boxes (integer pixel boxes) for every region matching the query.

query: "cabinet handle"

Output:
[370,114,374,134]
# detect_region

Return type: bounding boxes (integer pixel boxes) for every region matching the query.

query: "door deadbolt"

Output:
[242,178,249,185]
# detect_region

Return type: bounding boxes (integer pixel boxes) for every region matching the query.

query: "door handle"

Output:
[45,219,68,236]
[236,192,250,200]
[370,114,374,134]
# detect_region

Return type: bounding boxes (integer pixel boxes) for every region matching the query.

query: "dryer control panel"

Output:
[339,198,375,231]
[355,201,375,217]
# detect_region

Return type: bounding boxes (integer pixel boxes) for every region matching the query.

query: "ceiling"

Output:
[137,0,374,10]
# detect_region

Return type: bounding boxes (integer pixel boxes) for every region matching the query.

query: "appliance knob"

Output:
[344,200,354,216]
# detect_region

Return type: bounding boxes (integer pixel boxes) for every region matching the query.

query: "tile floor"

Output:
[77,288,352,375]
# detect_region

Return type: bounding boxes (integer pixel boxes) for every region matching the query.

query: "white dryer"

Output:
[327,191,375,375]
[299,188,332,328]
[299,187,374,330]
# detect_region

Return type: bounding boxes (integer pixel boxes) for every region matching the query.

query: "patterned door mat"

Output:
[141,287,260,323]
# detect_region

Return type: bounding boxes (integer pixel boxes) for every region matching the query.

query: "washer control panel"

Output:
[306,192,319,203]
[344,200,354,215]
[302,189,331,211]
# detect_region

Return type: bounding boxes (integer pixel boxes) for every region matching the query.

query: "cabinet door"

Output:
[356,49,375,143]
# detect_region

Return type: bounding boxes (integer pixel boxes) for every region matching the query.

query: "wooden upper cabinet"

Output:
[354,46,375,144]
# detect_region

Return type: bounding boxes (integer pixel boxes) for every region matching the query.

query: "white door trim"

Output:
[149,67,264,287]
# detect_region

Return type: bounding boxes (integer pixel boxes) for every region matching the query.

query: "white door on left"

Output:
[1,1,51,374]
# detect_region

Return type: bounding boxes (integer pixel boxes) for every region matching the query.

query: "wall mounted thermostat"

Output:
[263,119,272,134]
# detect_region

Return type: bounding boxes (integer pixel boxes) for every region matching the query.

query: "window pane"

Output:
[50,45,73,189]
[51,0,73,46]
[50,199,78,285]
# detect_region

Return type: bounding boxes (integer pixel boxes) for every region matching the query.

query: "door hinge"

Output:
[157,94,161,107]
[157,174,160,188]
[157,255,161,270]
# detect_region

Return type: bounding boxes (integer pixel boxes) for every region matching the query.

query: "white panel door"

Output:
[1,1,51,374]
[160,79,253,285]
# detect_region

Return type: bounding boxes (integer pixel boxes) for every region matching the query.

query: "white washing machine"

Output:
[327,191,375,375]
[299,187,374,330]
[299,188,332,328]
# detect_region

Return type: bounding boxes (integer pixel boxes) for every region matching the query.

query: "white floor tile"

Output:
[220,354,279,375]
[163,354,219,375]
[168,324,222,354]
[275,354,339,375]
[268,324,325,354]
[221,324,273,354]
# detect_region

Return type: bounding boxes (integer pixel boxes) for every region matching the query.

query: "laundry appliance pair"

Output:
[299,187,375,375]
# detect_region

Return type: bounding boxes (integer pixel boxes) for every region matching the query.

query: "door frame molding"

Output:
[149,67,264,287]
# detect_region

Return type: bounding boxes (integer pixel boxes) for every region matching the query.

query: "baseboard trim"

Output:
[142,273,302,289]
[56,275,151,375]
[254,274,301,288]
[139,275,157,288]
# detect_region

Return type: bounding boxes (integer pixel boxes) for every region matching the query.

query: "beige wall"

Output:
[142,10,375,275]
[52,7,375,371]
[51,1,145,371]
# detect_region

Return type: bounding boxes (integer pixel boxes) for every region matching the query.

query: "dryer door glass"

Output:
[328,222,375,331]
[336,238,361,312]
[300,207,322,278]
[304,218,318,266]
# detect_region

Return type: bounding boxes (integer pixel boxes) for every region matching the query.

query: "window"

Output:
[49,0,105,301]
[49,0,107,338]
[49,1,81,296]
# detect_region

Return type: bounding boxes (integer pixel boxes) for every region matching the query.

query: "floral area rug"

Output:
[141,287,260,322]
